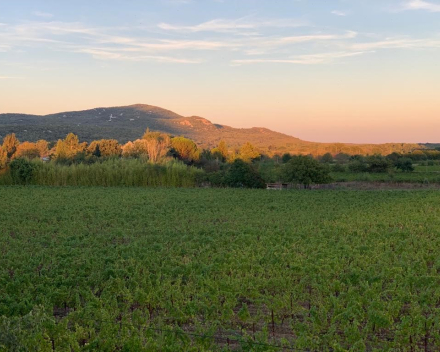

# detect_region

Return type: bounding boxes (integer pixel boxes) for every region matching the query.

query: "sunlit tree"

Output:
[2,133,19,159]
[239,142,260,163]
[170,137,200,163]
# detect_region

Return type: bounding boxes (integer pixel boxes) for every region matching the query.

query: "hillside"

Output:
[0,104,422,156]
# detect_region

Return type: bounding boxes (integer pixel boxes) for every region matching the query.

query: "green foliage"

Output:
[331,163,346,172]
[283,155,332,187]
[225,159,266,188]
[170,137,200,164]
[366,154,391,173]
[281,153,292,163]
[9,158,37,185]
[320,152,334,163]
[348,160,368,173]
[395,158,414,172]
[1,188,440,350]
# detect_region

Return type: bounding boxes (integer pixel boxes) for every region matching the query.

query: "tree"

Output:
[395,158,414,172]
[283,155,332,188]
[170,137,200,164]
[281,153,292,163]
[88,139,121,157]
[35,140,49,158]
[348,160,368,173]
[211,140,229,162]
[54,133,86,160]
[386,152,402,163]
[225,159,265,188]
[2,133,19,159]
[320,153,334,164]
[239,142,260,163]
[143,131,171,163]
[88,141,101,157]
[366,155,391,173]
[15,142,40,159]
[334,153,350,163]
[0,149,7,169]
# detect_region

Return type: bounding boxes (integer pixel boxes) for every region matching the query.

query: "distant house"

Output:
[266,183,289,190]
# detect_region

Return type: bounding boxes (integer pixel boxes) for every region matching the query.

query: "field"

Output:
[1,187,440,351]
[331,171,440,183]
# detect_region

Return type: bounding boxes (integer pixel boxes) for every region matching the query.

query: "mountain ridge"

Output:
[0,103,423,156]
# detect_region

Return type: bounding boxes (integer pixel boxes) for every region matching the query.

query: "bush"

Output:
[366,155,391,173]
[331,163,346,172]
[9,158,37,184]
[395,158,414,172]
[348,160,368,173]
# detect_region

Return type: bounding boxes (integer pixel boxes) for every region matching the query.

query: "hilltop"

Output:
[0,104,422,155]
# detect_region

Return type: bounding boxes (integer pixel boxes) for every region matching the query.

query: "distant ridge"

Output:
[0,104,423,156]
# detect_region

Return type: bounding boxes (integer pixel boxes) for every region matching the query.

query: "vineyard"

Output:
[1,187,440,351]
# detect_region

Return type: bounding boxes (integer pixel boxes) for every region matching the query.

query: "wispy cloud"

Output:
[158,18,308,33]
[77,48,202,63]
[402,0,440,12]
[33,11,54,18]
[271,31,357,45]
[331,10,350,16]
[232,51,371,65]
[352,37,440,50]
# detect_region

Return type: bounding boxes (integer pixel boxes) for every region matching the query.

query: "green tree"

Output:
[320,153,334,164]
[348,160,368,173]
[225,159,265,188]
[281,153,292,163]
[366,155,391,173]
[283,155,332,188]
[2,133,19,159]
[395,158,414,172]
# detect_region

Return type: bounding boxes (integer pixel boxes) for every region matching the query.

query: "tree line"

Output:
[1,130,439,188]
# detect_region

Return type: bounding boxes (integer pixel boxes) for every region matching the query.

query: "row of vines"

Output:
[1,187,440,351]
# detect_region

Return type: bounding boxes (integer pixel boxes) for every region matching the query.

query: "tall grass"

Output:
[0,159,204,187]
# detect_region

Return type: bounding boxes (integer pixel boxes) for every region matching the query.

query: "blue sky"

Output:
[1,0,439,143]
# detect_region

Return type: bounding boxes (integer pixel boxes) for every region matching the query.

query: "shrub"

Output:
[395,158,414,172]
[9,158,37,184]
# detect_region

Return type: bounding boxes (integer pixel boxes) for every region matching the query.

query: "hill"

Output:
[0,104,423,156]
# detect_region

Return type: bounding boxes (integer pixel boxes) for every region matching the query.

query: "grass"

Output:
[331,170,440,183]
[1,187,440,351]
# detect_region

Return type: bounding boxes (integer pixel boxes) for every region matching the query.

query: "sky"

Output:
[0,0,439,143]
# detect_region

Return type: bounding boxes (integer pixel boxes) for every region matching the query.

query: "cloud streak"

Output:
[331,10,349,16]
[232,51,372,65]
[158,18,308,33]
[402,0,440,12]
